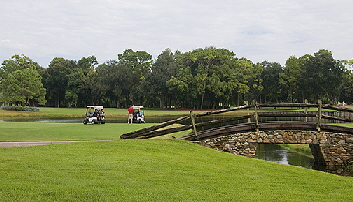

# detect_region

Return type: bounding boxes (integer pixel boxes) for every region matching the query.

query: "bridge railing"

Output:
[180,121,353,141]
[120,102,353,139]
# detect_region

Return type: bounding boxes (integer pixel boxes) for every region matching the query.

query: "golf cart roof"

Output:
[87,106,104,110]
[132,106,143,109]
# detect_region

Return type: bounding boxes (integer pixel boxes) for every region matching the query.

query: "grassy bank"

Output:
[1,108,353,201]
[1,105,351,118]
[0,122,157,141]
[0,107,214,118]
[1,139,352,201]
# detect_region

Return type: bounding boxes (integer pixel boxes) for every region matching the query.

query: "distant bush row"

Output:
[0,106,40,111]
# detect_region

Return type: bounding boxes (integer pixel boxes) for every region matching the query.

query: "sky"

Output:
[1,0,352,67]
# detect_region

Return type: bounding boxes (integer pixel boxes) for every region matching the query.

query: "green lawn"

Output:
[331,122,353,128]
[41,107,212,117]
[1,139,352,201]
[1,108,353,201]
[0,107,210,118]
[0,122,156,141]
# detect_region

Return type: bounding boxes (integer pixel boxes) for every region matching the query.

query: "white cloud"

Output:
[0,0,352,66]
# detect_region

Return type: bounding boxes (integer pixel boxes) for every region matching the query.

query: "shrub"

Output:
[0,105,40,111]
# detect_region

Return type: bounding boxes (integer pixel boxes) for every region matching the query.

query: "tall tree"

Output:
[43,56,98,107]
[95,60,135,108]
[73,56,98,106]
[117,49,152,105]
[0,55,46,106]
[145,48,179,108]
[299,49,344,103]
[260,61,284,103]
[232,58,263,105]
[167,47,261,108]
[186,47,238,108]
[339,69,353,103]
[43,58,76,107]
[279,56,303,102]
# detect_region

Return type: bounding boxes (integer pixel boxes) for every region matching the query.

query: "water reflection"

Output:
[255,144,315,169]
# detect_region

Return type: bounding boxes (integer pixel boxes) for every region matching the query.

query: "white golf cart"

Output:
[132,106,145,123]
[83,106,105,124]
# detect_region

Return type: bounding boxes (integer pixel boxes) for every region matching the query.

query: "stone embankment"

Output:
[198,130,353,174]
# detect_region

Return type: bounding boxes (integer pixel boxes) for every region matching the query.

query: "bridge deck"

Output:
[120,103,353,139]
[181,121,353,141]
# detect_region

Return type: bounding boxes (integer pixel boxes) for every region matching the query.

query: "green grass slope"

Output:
[1,140,352,201]
[0,122,156,141]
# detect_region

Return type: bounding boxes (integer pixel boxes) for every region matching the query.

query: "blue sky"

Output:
[1,0,352,67]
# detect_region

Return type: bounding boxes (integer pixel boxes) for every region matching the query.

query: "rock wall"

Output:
[199,130,353,173]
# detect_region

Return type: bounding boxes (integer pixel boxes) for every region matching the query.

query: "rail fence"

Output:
[120,101,353,139]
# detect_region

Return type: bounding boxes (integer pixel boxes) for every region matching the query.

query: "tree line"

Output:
[0,47,352,109]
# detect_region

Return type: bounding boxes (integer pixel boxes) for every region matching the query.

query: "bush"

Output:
[0,106,40,111]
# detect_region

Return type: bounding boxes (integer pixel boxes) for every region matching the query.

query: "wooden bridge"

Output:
[120,102,353,140]
[121,102,353,175]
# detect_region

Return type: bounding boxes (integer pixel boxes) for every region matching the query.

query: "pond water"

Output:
[255,144,315,169]
[254,144,353,176]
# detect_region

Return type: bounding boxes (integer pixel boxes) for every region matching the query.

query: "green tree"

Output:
[0,55,46,106]
[43,58,76,107]
[117,49,152,106]
[0,54,42,77]
[279,56,303,102]
[166,67,192,108]
[337,60,353,103]
[118,49,152,77]
[166,47,261,108]
[299,49,344,103]
[95,60,137,108]
[74,56,98,106]
[190,48,237,108]
[65,68,87,107]
[43,56,98,107]
[145,48,179,108]
[232,59,263,105]
[259,61,284,103]
[340,70,353,103]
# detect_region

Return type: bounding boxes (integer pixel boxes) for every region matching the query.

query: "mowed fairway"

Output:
[1,139,353,201]
[0,122,156,141]
[1,109,353,201]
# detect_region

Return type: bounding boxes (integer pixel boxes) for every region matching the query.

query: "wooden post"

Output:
[304,99,308,122]
[254,100,259,133]
[190,111,198,137]
[245,101,250,123]
[317,99,322,132]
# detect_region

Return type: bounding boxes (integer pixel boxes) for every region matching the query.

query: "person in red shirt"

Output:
[127,106,134,124]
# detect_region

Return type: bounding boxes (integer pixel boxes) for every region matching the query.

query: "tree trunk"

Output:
[237,92,240,106]
[57,97,60,108]
[200,93,204,110]
[159,97,164,109]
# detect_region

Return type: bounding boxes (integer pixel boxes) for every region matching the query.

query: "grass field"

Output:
[0,107,244,118]
[1,139,353,201]
[1,107,353,201]
[37,107,203,117]
[1,104,352,118]
[0,122,156,141]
